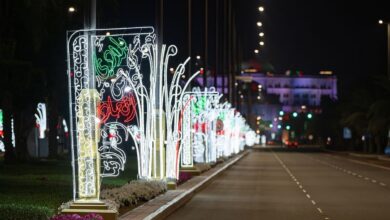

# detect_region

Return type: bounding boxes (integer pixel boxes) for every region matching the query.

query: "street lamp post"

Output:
[387,23,390,80]
[379,20,390,154]
[379,20,390,79]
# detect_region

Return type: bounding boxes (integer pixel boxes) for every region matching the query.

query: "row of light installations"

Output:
[254,4,265,54]
[66,27,256,201]
[179,86,256,179]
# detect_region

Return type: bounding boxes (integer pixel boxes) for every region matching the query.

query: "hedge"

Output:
[0,203,54,220]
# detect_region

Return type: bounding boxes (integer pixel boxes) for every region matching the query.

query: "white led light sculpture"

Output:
[231,112,243,154]
[35,103,47,139]
[179,93,194,168]
[207,91,223,163]
[116,38,199,180]
[67,27,200,200]
[184,87,221,164]
[63,119,69,133]
[217,103,234,157]
[11,117,15,148]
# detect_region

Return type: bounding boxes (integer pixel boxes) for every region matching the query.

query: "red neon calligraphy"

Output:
[193,122,207,133]
[98,95,137,124]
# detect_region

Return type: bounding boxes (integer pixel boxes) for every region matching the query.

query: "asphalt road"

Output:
[166,146,390,220]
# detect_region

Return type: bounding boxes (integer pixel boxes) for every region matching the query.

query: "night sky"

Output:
[242,0,389,85]
[93,0,389,92]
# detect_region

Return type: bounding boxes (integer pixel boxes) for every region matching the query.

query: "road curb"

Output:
[348,152,378,159]
[322,148,390,161]
[143,150,250,220]
[377,155,390,161]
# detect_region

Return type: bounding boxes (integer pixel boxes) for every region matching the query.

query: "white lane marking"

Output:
[308,154,389,189]
[326,154,390,171]
[273,152,327,218]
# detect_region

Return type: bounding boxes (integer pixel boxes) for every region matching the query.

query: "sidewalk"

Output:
[119,150,249,220]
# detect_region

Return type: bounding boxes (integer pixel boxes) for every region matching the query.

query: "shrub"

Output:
[100,180,167,208]
[178,171,192,184]
[50,213,103,220]
[0,203,54,220]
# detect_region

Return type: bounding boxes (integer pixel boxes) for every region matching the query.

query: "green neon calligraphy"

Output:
[94,37,128,79]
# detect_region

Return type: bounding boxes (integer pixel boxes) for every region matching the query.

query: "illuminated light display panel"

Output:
[67,27,154,200]
[180,87,221,166]
[67,27,200,199]
[35,103,47,139]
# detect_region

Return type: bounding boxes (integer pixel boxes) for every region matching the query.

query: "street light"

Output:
[378,19,390,80]
[258,6,264,12]
[196,55,201,60]
[259,41,264,46]
[68,6,76,13]
[254,49,259,54]
[378,19,390,154]
[257,22,263,27]
[259,32,264,37]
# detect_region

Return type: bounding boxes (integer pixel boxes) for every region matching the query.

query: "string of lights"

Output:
[254,3,265,55]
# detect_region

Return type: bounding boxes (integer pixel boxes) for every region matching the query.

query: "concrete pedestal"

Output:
[180,167,201,176]
[61,201,117,220]
[167,181,177,190]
